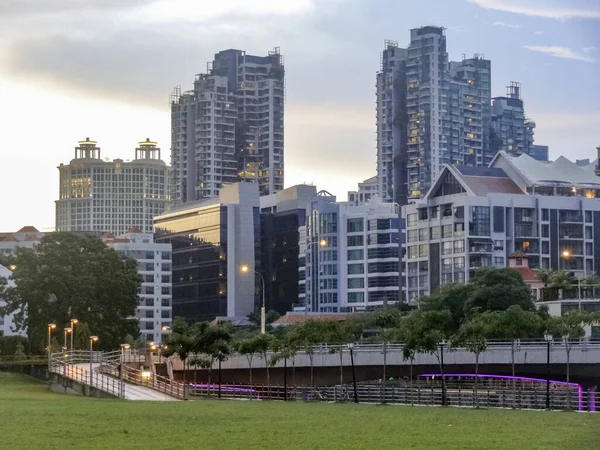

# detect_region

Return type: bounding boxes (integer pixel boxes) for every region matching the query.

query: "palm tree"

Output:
[536,269,555,301]
[551,271,576,299]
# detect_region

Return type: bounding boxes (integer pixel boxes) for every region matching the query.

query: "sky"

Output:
[0,0,598,232]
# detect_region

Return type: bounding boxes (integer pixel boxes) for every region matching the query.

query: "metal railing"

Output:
[50,357,123,398]
[188,381,597,412]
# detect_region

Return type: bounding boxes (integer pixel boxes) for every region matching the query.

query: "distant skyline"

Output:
[1,0,599,231]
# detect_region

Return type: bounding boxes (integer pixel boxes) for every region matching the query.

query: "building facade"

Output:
[56,138,169,235]
[403,151,600,303]
[348,176,379,206]
[0,226,44,256]
[102,229,172,343]
[154,183,260,323]
[299,194,401,313]
[171,48,285,204]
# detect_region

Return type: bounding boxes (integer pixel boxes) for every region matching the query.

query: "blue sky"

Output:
[0,0,598,231]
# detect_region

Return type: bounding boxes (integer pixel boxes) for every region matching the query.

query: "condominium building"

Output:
[347,176,379,206]
[491,82,536,157]
[299,194,401,313]
[376,27,492,205]
[402,150,600,303]
[0,226,44,256]
[154,183,260,322]
[171,48,285,204]
[102,229,172,343]
[56,138,169,235]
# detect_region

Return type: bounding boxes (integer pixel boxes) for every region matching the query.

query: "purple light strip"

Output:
[418,373,584,411]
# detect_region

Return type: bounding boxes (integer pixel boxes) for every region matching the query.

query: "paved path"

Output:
[63,364,180,401]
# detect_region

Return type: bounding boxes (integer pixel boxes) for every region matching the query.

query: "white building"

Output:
[102,229,173,343]
[0,226,44,256]
[348,176,379,206]
[171,48,285,204]
[403,150,600,303]
[56,138,169,235]
[299,193,400,313]
[0,265,26,337]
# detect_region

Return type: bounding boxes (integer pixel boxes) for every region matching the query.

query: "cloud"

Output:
[534,31,545,35]
[492,21,521,28]
[524,45,596,62]
[468,0,600,20]
[581,47,596,53]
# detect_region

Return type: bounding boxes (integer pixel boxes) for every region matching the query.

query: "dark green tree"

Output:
[294,320,328,387]
[371,308,401,400]
[164,317,196,384]
[73,322,91,350]
[323,319,362,388]
[0,233,141,351]
[420,283,474,332]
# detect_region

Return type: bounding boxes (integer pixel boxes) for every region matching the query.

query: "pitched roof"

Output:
[508,250,529,258]
[127,226,143,233]
[24,235,41,241]
[2,235,17,242]
[17,226,39,233]
[427,165,524,198]
[513,266,538,282]
[100,232,115,239]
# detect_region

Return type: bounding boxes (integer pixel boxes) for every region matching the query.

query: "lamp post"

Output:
[120,344,130,398]
[89,336,98,386]
[69,319,78,351]
[544,333,552,409]
[63,327,72,353]
[348,343,359,403]
[440,340,447,407]
[241,265,266,334]
[47,323,56,371]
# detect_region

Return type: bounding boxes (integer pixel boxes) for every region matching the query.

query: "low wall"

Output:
[49,372,118,399]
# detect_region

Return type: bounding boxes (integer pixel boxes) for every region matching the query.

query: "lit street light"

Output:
[120,343,131,398]
[64,327,72,353]
[89,336,98,386]
[241,264,266,334]
[70,318,78,351]
[47,323,56,371]
[319,239,327,247]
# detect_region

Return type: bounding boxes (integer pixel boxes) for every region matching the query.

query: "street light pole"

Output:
[89,336,98,386]
[70,319,78,352]
[348,343,358,403]
[241,265,267,334]
[120,344,130,399]
[47,323,56,372]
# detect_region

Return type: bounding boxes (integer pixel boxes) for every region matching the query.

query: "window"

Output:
[442,224,452,238]
[516,258,523,266]
[347,249,364,261]
[455,222,464,234]
[493,257,504,266]
[145,310,154,318]
[145,251,154,260]
[419,244,429,258]
[144,274,154,283]
[161,310,171,319]
[542,241,549,254]
[453,257,465,268]
[161,286,171,295]
[471,206,490,236]
[493,206,504,233]
[347,235,364,247]
[585,211,593,223]
[161,298,171,307]
[348,292,365,303]
[442,258,452,272]
[347,218,364,232]
[442,242,452,255]
[161,275,171,283]
[542,209,549,221]
[407,230,417,243]
[348,264,364,275]
[586,242,593,256]
[407,213,417,227]
[407,246,418,259]
[493,240,504,251]
[348,278,365,289]
[586,227,593,239]
[430,206,439,219]
[430,226,440,239]
[161,263,171,272]
[419,228,428,241]
[453,240,465,253]
[542,224,549,238]
[418,208,428,221]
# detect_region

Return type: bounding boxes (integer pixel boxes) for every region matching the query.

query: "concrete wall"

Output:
[49,372,118,399]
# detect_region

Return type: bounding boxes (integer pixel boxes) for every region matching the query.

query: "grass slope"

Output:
[0,373,596,450]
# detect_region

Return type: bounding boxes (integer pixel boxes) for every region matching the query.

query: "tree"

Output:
[269,331,299,390]
[164,317,196,384]
[547,311,595,408]
[294,320,327,387]
[484,306,544,406]
[247,310,281,330]
[401,310,453,405]
[234,336,261,385]
[371,308,401,402]
[195,323,233,388]
[420,283,474,332]
[0,233,141,351]
[13,342,26,361]
[323,319,362,390]
[536,269,555,301]
[451,314,490,406]
[466,268,535,315]
[73,322,91,350]
[550,271,576,298]
[253,333,277,388]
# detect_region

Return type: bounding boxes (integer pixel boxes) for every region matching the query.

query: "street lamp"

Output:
[64,327,72,353]
[70,318,78,351]
[241,264,266,334]
[348,343,359,403]
[439,340,447,407]
[89,336,98,386]
[120,343,131,398]
[47,323,56,371]
[544,333,552,409]
[319,239,327,248]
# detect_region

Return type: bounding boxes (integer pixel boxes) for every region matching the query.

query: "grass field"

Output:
[0,373,597,450]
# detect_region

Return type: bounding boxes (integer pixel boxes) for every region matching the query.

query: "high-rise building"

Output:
[154,183,260,323]
[376,27,492,206]
[402,150,600,303]
[56,138,169,235]
[491,82,537,157]
[347,176,379,206]
[171,48,285,205]
[531,145,549,162]
[102,229,173,343]
[299,193,401,313]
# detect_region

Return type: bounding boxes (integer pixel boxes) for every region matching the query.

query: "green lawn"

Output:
[0,373,597,450]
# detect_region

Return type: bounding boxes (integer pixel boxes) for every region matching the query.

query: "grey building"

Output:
[56,138,169,235]
[171,48,285,205]
[402,150,600,303]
